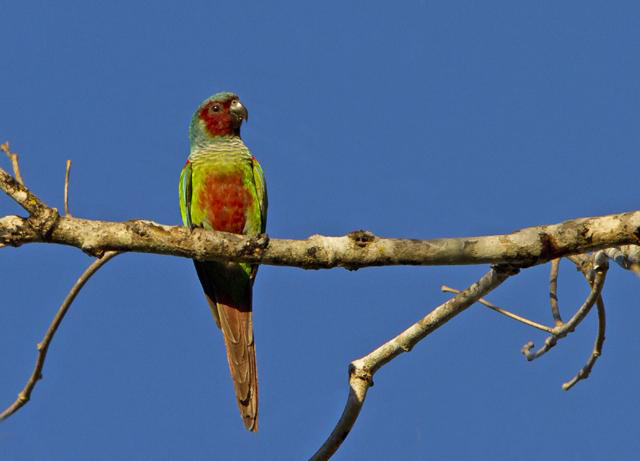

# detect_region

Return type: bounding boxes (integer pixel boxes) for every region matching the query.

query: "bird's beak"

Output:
[230,99,249,123]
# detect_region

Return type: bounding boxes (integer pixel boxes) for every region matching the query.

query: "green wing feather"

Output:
[179,160,193,229]
[251,157,268,234]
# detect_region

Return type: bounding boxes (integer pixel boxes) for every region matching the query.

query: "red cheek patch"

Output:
[199,106,233,136]
[198,173,253,234]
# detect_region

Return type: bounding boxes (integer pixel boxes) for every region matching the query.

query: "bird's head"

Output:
[189,92,248,143]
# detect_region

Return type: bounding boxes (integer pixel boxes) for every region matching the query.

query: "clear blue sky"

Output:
[1,1,639,460]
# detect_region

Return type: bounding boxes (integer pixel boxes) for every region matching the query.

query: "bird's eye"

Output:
[210,104,221,113]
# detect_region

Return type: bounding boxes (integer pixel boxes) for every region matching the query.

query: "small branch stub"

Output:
[1,142,24,185]
[64,160,72,217]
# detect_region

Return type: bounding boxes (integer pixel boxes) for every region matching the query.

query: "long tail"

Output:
[217,301,258,431]
[194,261,259,432]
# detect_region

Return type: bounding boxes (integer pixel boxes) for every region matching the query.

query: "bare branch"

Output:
[562,296,606,391]
[555,252,608,332]
[441,285,553,333]
[64,160,72,217]
[549,258,562,326]
[0,251,120,421]
[522,252,609,361]
[310,265,516,460]
[0,169,639,269]
[560,252,608,390]
[1,142,24,185]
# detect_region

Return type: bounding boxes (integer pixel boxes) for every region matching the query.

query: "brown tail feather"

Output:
[217,302,258,431]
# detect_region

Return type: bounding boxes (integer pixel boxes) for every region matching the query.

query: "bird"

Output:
[179,92,267,431]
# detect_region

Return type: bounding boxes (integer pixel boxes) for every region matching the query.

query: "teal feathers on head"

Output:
[189,92,249,144]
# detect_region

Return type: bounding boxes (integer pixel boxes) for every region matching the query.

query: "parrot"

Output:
[179,92,266,432]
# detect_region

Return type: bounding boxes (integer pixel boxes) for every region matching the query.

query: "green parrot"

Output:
[179,92,267,432]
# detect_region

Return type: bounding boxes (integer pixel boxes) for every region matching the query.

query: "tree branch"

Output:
[309,265,517,460]
[0,251,120,420]
[64,159,72,217]
[560,253,608,390]
[0,166,638,269]
[562,296,606,391]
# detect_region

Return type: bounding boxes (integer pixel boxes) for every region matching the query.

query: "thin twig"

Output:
[562,296,606,390]
[560,252,608,390]
[309,265,516,460]
[549,258,562,326]
[441,285,553,333]
[64,160,72,217]
[1,142,24,185]
[522,252,609,361]
[0,251,120,421]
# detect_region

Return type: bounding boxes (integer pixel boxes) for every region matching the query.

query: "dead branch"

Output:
[309,265,517,461]
[444,253,609,391]
[0,251,120,420]
[64,160,72,216]
[562,296,606,391]
[560,253,608,390]
[1,142,24,185]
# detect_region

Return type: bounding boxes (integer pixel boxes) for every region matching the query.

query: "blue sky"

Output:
[1,1,639,459]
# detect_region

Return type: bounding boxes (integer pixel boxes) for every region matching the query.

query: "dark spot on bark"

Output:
[463,240,478,251]
[539,232,560,261]
[126,221,149,238]
[577,225,592,244]
[306,246,318,258]
[348,230,376,247]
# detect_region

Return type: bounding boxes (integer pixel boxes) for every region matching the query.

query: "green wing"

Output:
[179,160,193,229]
[251,156,268,233]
